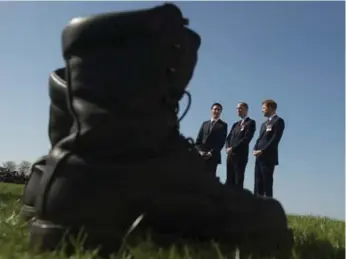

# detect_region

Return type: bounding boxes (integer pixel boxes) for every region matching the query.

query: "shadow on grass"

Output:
[7,229,344,259]
[127,230,345,259]
[293,232,345,259]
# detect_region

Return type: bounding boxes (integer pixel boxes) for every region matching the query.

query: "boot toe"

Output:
[256,197,288,231]
[244,197,293,257]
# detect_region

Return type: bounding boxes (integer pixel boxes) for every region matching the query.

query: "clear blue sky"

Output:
[0,1,344,220]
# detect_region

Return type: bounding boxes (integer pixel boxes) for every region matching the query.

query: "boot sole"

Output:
[29,220,68,252]
[20,205,36,221]
[29,219,293,258]
[29,219,126,256]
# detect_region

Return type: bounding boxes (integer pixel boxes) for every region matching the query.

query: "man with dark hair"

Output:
[253,99,285,197]
[225,102,256,189]
[196,102,228,179]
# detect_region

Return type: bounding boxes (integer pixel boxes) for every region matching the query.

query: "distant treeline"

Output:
[0,169,29,184]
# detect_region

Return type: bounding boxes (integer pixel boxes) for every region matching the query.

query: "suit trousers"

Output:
[226,155,247,189]
[204,159,218,180]
[254,159,275,197]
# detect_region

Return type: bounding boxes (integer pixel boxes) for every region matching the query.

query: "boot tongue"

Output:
[74,110,178,162]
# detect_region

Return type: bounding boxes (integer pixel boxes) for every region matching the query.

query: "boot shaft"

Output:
[22,68,72,214]
[48,68,73,147]
[59,4,201,159]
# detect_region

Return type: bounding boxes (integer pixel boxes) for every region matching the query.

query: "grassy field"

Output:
[0,183,344,259]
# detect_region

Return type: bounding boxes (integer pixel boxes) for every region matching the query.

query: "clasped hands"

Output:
[226,147,263,157]
[199,150,212,159]
[199,148,262,158]
[253,150,262,157]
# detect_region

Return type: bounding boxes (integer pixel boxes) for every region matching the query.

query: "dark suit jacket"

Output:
[195,119,228,164]
[225,117,256,162]
[254,115,285,166]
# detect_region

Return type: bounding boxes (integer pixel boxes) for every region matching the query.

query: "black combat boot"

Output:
[20,68,72,220]
[29,3,292,258]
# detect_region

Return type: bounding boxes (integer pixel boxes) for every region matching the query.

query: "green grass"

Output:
[0,182,344,259]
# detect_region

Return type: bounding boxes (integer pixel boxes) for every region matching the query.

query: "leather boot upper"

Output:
[22,68,72,208]
[56,3,201,160]
[34,6,290,253]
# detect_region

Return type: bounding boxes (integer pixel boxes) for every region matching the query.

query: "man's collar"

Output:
[211,118,220,122]
[268,114,277,121]
[241,116,248,121]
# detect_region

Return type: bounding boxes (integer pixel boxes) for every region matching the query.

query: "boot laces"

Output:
[177,90,191,123]
[175,90,197,151]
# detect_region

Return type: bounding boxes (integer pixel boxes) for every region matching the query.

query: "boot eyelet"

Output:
[183,18,189,25]
[173,44,181,49]
[169,68,176,73]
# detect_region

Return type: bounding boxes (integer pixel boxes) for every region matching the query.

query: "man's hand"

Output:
[253,150,262,157]
[226,147,232,154]
[199,150,206,156]
[204,151,212,159]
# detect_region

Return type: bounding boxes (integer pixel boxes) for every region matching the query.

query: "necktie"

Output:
[209,120,215,133]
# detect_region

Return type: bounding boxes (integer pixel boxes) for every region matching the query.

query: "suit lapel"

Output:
[259,116,280,138]
[269,115,279,126]
[259,121,267,138]
[241,117,250,128]
[206,120,220,139]
[236,117,249,133]
[234,120,242,133]
[204,121,211,136]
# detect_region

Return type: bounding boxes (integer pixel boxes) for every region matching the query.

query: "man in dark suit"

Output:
[253,99,285,198]
[225,102,256,189]
[196,103,228,179]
